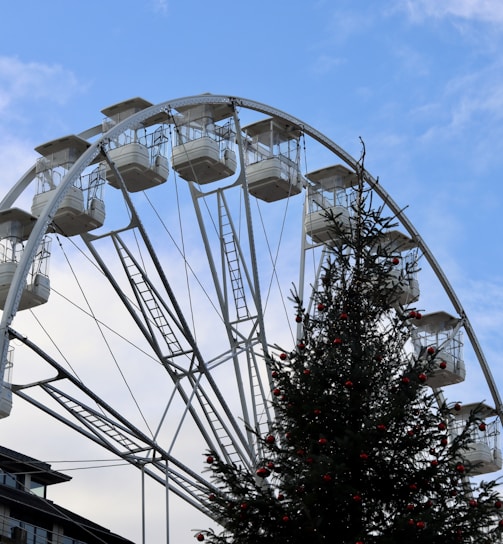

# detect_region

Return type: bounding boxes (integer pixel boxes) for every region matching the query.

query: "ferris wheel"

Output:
[0,94,501,542]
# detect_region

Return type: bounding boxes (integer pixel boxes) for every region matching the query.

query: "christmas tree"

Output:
[196,147,503,543]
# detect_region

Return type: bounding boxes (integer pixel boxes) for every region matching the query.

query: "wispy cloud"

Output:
[401,0,503,24]
[0,56,82,119]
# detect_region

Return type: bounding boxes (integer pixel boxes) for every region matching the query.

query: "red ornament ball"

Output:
[333,337,342,345]
[402,376,410,384]
[303,368,311,375]
[265,435,275,444]
[196,534,204,542]
[313,409,322,416]
[256,467,270,478]
[352,494,362,502]
[317,303,326,311]
[469,499,478,508]
[431,459,439,467]
[418,373,428,383]
[339,312,348,320]
[297,342,305,350]
[279,352,288,360]
[479,422,487,431]
[271,370,279,378]
[282,515,290,523]
[407,503,414,511]
[206,455,214,464]
[408,310,417,318]
[495,500,502,509]
[499,520,503,529]
[322,473,332,482]
[454,402,461,411]
[277,493,284,500]
[344,380,354,389]
[273,388,281,397]
[318,437,328,445]
[427,346,436,355]
[377,424,387,432]
[208,493,216,501]
[438,422,446,431]
[392,257,400,265]
[415,312,422,319]
[359,452,369,461]
[295,315,302,323]
[240,502,248,510]
[416,521,426,530]
[456,463,465,473]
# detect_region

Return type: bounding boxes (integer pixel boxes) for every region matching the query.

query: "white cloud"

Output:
[402,0,503,24]
[0,56,82,119]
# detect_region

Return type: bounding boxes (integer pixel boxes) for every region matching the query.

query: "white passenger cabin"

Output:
[304,164,358,245]
[31,135,105,237]
[101,97,170,192]
[0,208,50,311]
[243,117,304,202]
[414,311,466,388]
[171,102,237,184]
[379,230,420,306]
[452,403,502,475]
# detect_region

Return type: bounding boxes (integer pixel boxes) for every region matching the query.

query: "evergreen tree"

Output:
[195,148,503,543]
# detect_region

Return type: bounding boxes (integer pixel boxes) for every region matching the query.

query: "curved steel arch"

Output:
[1,93,498,415]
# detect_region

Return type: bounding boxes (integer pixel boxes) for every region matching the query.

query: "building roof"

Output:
[0,445,71,486]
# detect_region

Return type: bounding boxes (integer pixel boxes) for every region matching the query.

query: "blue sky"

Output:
[1,1,503,543]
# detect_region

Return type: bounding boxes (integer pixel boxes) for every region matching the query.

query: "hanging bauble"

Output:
[277,493,284,501]
[273,388,281,397]
[313,409,322,416]
[427,346,436,355]
[303,368,311,376]
[454,403,461,411]
[431,459,439,467]
[469,499,478,508]
[333,337,342,345]
[340,312,348,320]
[495,500,502,509]
[377,424,387,432]
[317,303,326,311]
[318,437,328,445]
[298,342,306,350]
[265,435,276,444]
[240,502,248,510]
[295,315,302,323]
[408,311,417,319]
[322,473,332,482]
[359,452,369,461]
[401,376,410,384]
[455,463,465,474]
[439,361,447,369]
[479,422,487,431]
[416,521,426,530]
[282,515,290,523]
[438,422,446,431]
[415,312,422,319]
[208,493,216,501]
[196,534,204,541]
[352,494,362,502]
[407,503,414,511]
[344,380,354,389]
[256,467,271,478]
[392,257,400,265]
[418,373,428,383]
[280,353,288,360]
[271,371,279,378]
[440,437,448,446]
[206,455,214,464]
